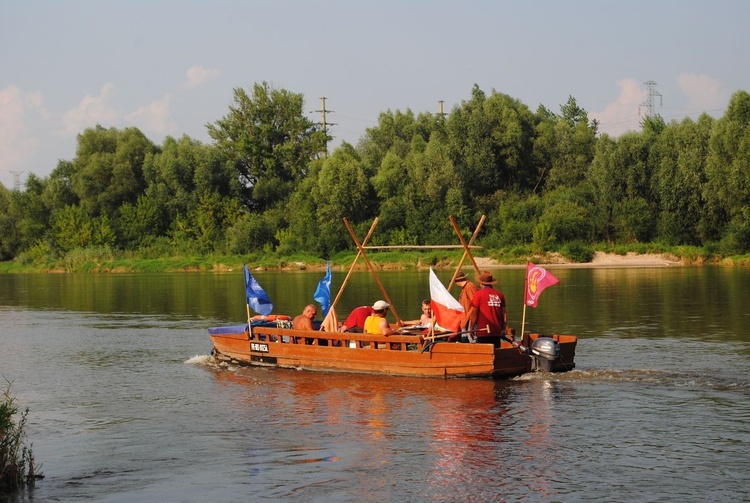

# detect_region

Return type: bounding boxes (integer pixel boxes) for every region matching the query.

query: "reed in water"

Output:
[0,382,41,494]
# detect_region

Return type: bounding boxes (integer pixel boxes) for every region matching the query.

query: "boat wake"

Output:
[184,354,231,369]
[516,367,750,390]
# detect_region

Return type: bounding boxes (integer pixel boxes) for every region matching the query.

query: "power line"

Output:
[639,80,663,118]
[315,97,336,158]
[438,100,447,120]
[9,170,24,191]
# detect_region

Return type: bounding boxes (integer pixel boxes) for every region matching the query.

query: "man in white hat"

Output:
[364,300,397,336]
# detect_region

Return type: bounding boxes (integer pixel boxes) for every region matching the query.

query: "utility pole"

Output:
[639,80,663,117]
[9,170,24,191]
[316,97,335,158]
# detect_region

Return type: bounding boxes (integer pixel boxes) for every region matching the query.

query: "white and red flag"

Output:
[524,262,559,308]
[429,268,464,332]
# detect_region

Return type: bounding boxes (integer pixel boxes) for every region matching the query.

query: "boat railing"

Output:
[249,325,426,351]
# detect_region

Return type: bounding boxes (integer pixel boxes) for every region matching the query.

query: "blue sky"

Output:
[1,0,747,189]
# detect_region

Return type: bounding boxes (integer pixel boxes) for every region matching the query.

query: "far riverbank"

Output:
[1,247,748,274]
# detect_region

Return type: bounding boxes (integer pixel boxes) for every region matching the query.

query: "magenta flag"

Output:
[524,262,559,308]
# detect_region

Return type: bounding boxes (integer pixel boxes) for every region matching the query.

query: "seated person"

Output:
[364,300,397,336]
[293,304,320,344]
[339,305,374,333]
[293,304,317,330]
[403,299,432,327]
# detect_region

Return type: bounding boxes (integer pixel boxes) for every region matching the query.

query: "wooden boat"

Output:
[208,216,577,379]
[209,323,576,378]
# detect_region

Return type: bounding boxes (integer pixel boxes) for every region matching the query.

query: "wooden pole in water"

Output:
[343,218,403,326]
[448,215,485,291]
[330,217,379,311]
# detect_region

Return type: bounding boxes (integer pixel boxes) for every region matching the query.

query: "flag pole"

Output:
[520,261,529,344]
[243,264,252,328]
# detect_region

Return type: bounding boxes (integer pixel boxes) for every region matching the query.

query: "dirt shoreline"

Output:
[474,252,684,269]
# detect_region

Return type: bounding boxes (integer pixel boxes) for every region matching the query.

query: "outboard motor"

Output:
[530,337,561,372]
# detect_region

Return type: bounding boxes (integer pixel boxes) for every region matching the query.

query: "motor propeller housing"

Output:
[530,337,561,372]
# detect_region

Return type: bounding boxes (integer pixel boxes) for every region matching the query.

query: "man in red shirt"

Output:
[454,271,479,330]
[339,305,374,333]
[468,271,507,346]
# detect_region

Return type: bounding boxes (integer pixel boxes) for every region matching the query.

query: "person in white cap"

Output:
[364,300,397,336]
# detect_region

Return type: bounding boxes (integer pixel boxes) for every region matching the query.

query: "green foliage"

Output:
[651,116,711,245]
[16,241,56,266]
[641,114,667,135]
[62,246,116,272]
[207,82,324,210]
[51,205,94,252]
[447,85,538,196]
[117,195,168,248]
[532,188,597,249]
[489,193,543,246]
[559,241,595,263]
[704,91,750,243]
[718,217,750,255]
[613,196,655,243]
[4,83,750,270]
[539,96,599,191]
[1,383,40,493]
[358,109,437,172]
[226,210,279,253]
[71,126,156,218]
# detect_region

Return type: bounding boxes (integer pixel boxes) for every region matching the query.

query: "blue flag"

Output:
[244,264,273,316]
[313,261,332,317]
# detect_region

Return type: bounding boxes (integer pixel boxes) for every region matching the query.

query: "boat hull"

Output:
[208,323,576,379]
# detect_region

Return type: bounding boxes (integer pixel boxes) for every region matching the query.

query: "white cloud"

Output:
[589,79,647,137]
[125,94,178,136]
[0,86,48,174]
[62,83,119,134]
[677,73,726,114]
[182,65,221,90]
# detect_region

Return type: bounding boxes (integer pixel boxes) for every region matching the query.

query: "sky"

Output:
[1,0,748,190]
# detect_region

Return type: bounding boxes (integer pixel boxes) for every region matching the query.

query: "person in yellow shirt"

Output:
[363,300,397,335]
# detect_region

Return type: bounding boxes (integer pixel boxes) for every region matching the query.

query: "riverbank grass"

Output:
[0,384,41,494]
[0,243,748,273]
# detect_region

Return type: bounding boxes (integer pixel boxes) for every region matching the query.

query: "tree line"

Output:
[1,82,749,264]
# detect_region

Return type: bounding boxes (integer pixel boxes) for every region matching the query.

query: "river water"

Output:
[0,266,748,502]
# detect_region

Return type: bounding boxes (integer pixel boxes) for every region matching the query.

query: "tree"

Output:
[447,85,538,197]
[0,185,19,260]
[532,188,598,248]
[704,91,750,251]
[357,109,438,174]
[651,116,712,245]
[587,132,655,240]
[70,126,156,218]
[207,82,326,210]
[404,136,466,244]
[313,146,373,254]
[541,97,598,190]
[50,205,94,252]
[42,160,78,212]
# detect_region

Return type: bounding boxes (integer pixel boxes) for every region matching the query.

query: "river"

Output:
[0,266,748,502]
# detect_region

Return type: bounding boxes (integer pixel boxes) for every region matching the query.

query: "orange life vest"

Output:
[250,314,291,322]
